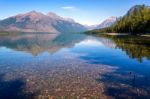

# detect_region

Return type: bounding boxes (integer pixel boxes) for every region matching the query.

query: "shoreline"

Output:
[100,33,150,37]
[102,33,129,36]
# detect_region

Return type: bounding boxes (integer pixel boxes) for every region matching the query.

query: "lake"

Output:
[0,33,150,99]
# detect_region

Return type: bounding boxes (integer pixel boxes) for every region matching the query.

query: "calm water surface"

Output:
[0,33,150,99]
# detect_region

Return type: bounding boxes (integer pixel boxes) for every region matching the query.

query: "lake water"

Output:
[0,33,150,99]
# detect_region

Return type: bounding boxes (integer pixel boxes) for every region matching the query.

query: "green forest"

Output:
[88,5,150,35]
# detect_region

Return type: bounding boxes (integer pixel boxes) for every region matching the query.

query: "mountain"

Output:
[0,11,87,33]
[0,33,86,55]
[87,5,150,35]
[85,25,99,30]
[127,5,150,16]
[86,17,117,30]
[98,17,117,29]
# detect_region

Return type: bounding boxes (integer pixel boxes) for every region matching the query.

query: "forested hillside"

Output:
[88,5,150,35]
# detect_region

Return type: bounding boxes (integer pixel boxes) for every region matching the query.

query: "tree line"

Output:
[88,5,150,35]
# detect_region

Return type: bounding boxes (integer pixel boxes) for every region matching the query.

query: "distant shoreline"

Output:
[0,31,56,35]
[102,33,128,36]
[99,33,150,37]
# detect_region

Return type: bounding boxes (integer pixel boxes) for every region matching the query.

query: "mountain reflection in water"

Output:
[0,33,150,99]
[0,33,85,55]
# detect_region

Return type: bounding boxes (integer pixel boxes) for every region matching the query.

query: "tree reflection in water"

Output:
[96,34,150,99]
[101,35,150,62]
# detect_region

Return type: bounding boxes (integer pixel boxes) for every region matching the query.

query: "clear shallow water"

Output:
[0,33,150,99]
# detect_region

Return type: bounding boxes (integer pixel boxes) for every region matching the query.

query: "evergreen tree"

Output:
[89,5,150,35]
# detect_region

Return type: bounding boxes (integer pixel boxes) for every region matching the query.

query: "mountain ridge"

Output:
[87,4,150,35]
[0,11,87,33]
[86,16,117,30]
[98,16,117,29]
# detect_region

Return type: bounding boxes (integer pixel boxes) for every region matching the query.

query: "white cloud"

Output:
[61,6,77,11]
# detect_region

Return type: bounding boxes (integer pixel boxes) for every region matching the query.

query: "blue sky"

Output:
[0,0,150,25]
